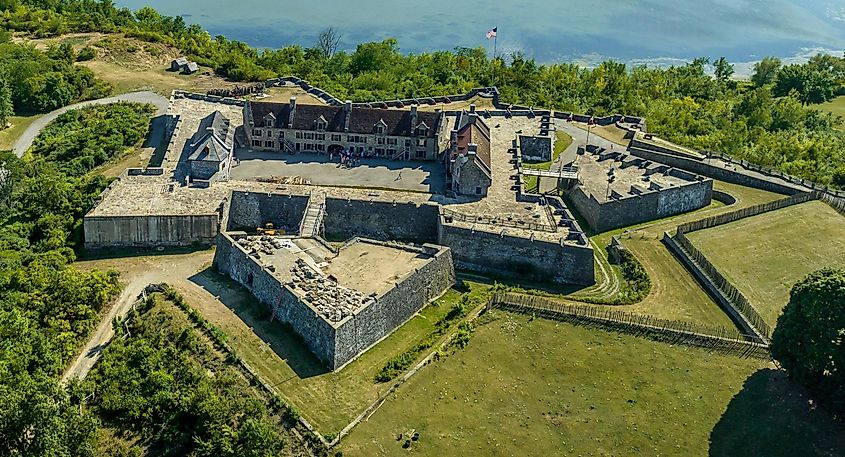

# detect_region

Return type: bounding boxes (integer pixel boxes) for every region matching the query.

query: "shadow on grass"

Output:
[456,270,586,296]
[76,244,212,261]
[709,368,845,457]
[187,267,329,379]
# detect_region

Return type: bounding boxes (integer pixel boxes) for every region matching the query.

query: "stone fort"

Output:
[83,78,716,369]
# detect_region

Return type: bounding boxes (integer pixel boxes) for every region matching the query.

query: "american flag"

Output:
[486,27,497,40]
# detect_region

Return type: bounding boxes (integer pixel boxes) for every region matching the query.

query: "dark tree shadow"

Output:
[187,267,329,379]
[710,368,845,457]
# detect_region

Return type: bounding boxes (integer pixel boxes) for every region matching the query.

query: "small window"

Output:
[316,121,326,131]
[416,149,426,158]
[264,140,274,148]
[475,187,482,195]
[417,138,426,147]
[377,137,385,145]
[331,134,342,141]
[264,118,273,127]
[376,124,384,135]
[316,133,325,141]
[251,139,261,147]
[296,131,302,139]
[253,129,262,137]
[278,131,285,138]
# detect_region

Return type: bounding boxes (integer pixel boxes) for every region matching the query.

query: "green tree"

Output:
[751,56,781,87]
[0,77,12,127]
[771,268,845,414]
[713,56,734,82]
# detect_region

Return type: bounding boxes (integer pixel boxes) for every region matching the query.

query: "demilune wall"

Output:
[628,147,803,195]
[84,214,218,249]
[212,233,337,366]
[568,178,713,232]
[227,190,310,233]
[332,242,456,369]
[324,198,440,243]
[437,221,595,285]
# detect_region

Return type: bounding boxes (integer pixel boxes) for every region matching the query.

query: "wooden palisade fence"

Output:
[488,293,770,359]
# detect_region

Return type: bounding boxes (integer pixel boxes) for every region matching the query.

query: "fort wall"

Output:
[332,241,455,369]
[568,177,713,232]
[437,219,595,285]
[323,198,440,243]
[83,214,218,249]
[212,233,338,365]
[227,190,310,234]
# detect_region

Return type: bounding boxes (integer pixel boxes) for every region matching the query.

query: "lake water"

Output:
[117,0,845,73]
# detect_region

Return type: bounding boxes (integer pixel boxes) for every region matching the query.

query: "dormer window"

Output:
[416,121,429,137]
[315,115,327,131]
[263,113,275,128]
[375,119,387,135]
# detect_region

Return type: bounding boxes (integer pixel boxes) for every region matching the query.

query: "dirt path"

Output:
[62,250,213,383]
[13,91,168,157]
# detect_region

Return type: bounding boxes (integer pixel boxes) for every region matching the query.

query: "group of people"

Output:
[330,147,364,168]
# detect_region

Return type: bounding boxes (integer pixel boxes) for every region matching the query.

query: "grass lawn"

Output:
[817,96,845,130]
[562,181,784,328]
[686,200,845,328]
[340,311,845,456]
[176,269,492,436]
[523,130,572,171]
[574,122,631,146]
[0,115,41,150]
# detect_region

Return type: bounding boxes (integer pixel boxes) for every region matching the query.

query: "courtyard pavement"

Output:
[230,150,447,193]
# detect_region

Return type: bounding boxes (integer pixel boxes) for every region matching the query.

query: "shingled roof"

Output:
[189,111,232,162]
[248,101,441,138]
[454,114,492,178]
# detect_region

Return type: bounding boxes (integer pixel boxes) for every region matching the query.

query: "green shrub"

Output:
[76,46,95,61]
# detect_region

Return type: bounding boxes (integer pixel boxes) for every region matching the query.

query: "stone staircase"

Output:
[299,192,326,237]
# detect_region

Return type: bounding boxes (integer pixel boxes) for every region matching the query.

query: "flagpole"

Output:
[493,29,497,84]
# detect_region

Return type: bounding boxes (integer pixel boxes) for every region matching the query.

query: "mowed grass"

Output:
[566,181,784,328]
[341,311,845,456]
[686,200,845,328]
[817,96,845,130]
[177,269,491,435]
[0,115,41,150]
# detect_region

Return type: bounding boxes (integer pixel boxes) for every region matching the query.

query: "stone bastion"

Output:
[214,230,455,371]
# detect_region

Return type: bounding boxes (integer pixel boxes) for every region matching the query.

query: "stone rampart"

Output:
[83,214,218,249]
[628,147,805,195]
[332,241,455,369]
[568,176,712,232]
[213,233,338,365]
[437,218,595,285]
[324,198,440,243]
[227,190,310,234]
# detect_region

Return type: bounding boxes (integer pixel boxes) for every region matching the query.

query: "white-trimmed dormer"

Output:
[315,114,327,131]
[263,112,276,128]
[416,121,429,136]
[375,118,387,135]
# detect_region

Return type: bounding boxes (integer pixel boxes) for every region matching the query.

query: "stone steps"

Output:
[299,193,326,237]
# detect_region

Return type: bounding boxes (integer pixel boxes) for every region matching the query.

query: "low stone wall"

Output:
[568,177,713,232]
[324,198,440,243]
[227,190,310,234]
[332,241,455,369]
[437,219,595,285]
[83,214,219,249]
[212,233,338,365]
[628,147,804,195]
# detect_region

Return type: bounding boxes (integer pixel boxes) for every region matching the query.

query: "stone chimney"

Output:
[344,100,352,132]
[287,96,297,128]
[410,104,418,134]
[468,143,478,155]
[469,103,476,113]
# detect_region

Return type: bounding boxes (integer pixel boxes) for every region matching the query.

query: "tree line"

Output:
[2,1,844,187]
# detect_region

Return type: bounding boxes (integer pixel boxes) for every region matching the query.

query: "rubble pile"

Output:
[237,236,293,258]
[289,259,373,322]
